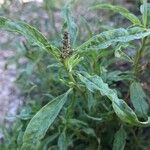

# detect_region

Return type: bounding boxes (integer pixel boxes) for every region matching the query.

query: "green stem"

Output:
[65,89,76,119]
[62,59,84,94]
[62,61,86,120]
[68,72,76,83]
[133,37,147,78]
[62,62,77,118]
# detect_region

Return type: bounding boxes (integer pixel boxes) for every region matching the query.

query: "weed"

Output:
[0,0,150,150]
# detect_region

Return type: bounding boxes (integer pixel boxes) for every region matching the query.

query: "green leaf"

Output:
[80,16,93,38]
[91,3,141,25]
[140,0,148,27]
[84,113,103,122]
[0,17,60,58]
[64,54,83,72]
[105,71,123,82]
[82,128,97,137]
[143,3,150,26]
[58,131,67,150]
[68,118,88,127]
[105,71,135,82]
[77,72,150,127]
[39,133,59,150]
[115,50,133,62]
[21,89,72,150]
[87,91,95,111]
[77,27,150,52]
[62,3,78,47]
[17,106,32,120]
[113,126,127,150]
[130,82,149,118]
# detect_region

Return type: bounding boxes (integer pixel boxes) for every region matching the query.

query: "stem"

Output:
[68,71,85,96]
[65,89,76,119]
[133,37,147,78]
[68,72,76,83]
[62,62,87,120]
[62,62,77,117]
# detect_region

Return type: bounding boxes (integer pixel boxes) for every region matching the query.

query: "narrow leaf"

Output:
[115,50,133,62]
[58,131,67,150]
[91,3,141,25]
[77,72,150,127]
[141,3,150,26]
[80,16,93,38]
[77,27,150,52]
[62,3,78,47]
[84,113,103,122]
[141,0,148,27]
[0,17,60,58]
[130,82,149,118]
[21,89,72,150]
[39,133,59,150]
[87,91,95,111]
[113,126,127,150]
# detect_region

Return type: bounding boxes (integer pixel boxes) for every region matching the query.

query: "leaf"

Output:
[113,126,127,150]
[76,27,150,52]
[69,118,88,125]
[21,89,72,150]
[17,106,32,120]
[105,71,135,82]
[58,131,67,150]
[0,17,60,58]
[114,43,133,63]
[82,128,97,137]
[77,72,150,127]
[140,1,150,27]
[115,50,133,62]
[91,3,141,25]
[39,133,59,150]
[140,0,148,27]
[105,71,123,82]
[62,3,78,47]
[144,3,150,26]
[130,82,149,118]
[80,16,93,38]
[64,54,83,72]
[84,112,103,122]
[87,91,95,111]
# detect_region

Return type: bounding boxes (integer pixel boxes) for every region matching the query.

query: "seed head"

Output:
[61,31,72,59]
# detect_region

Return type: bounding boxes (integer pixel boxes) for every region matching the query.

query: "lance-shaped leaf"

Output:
[62,2,78,47]
[77,72,150,127]
[141,3,150,26]
[0,17,60,58]
[130,82,149,118]
[113,126,127,150]
[76,27,150,52]
[91,3,141,25]
[140,0,148,27]
[21,89,72,150]
[58,131,67,150]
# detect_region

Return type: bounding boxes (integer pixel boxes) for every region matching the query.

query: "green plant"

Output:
[0,0,150,149]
